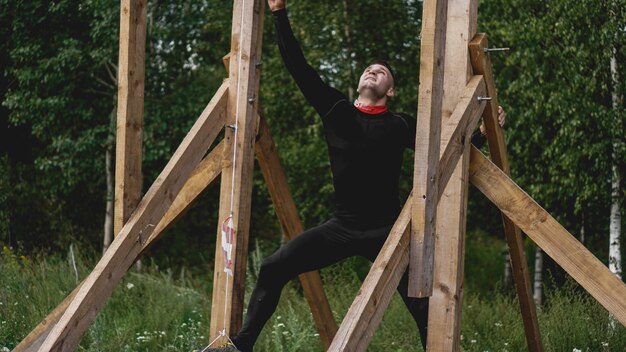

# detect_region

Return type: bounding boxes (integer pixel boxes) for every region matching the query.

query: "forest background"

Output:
[0,0,625,349]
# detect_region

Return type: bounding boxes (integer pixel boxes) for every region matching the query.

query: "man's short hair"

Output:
[369,59,396,84]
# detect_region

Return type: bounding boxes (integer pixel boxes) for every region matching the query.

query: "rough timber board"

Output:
[255,116,337,349]
[210,0,265,342]
[469,32,543,352]
[469,146,626,327]
[436,74,485,200]
[147,141,224,241]
[38,82,229,351]
[329,196,412,351]
[115,0,147,236]
[410,0,449,298]
[426,0,476,349]
[15,140,226,352]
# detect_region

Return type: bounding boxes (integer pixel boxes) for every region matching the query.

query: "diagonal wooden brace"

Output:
[436,75,486,202]
[38,81,229,352]
[19,113,337,352]
[469,32,543,352]
[328,195,412,351]
[469,146,626,328]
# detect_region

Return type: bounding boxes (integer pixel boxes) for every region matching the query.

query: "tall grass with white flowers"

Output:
[2,244,625,351]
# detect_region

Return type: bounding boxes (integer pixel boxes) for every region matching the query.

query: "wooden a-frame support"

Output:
[16,0,626,351]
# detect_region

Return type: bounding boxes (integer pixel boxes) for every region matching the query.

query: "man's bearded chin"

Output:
[358,83,387,100]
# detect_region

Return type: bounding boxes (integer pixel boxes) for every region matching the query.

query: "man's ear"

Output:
[386,87,395,98]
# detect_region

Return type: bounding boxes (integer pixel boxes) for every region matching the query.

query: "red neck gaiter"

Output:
[354,100,388,115]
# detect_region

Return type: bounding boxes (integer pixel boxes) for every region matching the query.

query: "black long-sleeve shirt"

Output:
[273,9,483,228]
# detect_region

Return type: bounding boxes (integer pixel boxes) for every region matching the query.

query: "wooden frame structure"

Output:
[15,0,626,351]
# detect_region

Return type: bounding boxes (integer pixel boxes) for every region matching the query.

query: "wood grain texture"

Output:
[39,81,228,352]
[469,146,626,328]
[469,32,543,352]
[15,141,226,352]
[329,196,412,351]
[114,0,147,237]
[410,0,449,298]
[255,116,337,349]
[426,1,477,349]
[436,75,485,202]
[210,0,265,343]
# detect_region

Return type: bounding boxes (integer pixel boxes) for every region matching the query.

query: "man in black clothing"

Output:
[208,1,505,351]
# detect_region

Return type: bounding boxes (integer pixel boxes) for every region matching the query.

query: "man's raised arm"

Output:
[270,0,346,117]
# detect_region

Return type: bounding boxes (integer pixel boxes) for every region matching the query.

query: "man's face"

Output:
[357,64,395,99]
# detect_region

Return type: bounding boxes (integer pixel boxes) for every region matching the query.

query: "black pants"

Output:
[232,217,429,351]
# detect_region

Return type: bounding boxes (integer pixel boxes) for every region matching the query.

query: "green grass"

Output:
[2,244,626,351]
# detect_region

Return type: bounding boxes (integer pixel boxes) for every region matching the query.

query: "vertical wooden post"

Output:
[410,0,449,298]
[210,0,265,343]
[469,32,543,352]
[115,0,147,237]
[426,1,476,350]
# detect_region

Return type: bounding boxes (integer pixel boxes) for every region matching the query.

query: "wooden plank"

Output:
[210,0,265,343]
[255,116,337,349]
[16,141,225,352]
[429,149,470,352]
[468,33,511,173]
[469,146,626,327]
[114,0,147,237]
[38,82,229,351]
[426,1,477,349]
[145,141,224,246]
[436,75,485,200]
[469,32,543,352]
[329,196,412,351]
[410,0,449,298]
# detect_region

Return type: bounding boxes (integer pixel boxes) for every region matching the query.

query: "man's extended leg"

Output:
[359,225,429,350]
[231,218,364,351]
[397,272,429,349]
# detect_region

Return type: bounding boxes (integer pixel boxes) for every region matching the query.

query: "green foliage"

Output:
[0,0,624,317]
[478,0,626,257]
[465,229,508,295]
[3,247,626,351]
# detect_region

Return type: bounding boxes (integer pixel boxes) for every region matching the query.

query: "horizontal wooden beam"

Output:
[469,146,626,327]
[329,196,412,351]
[255,116,337,349]
[39,81,229,351]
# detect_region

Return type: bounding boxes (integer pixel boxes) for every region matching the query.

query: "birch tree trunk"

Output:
[609,43,622,280]
[533,247,543,306]
[103,141,114,255]
[103,74,118,255]
[342,0,356,101]
[503,250,511,287]
[579,212,585,245]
